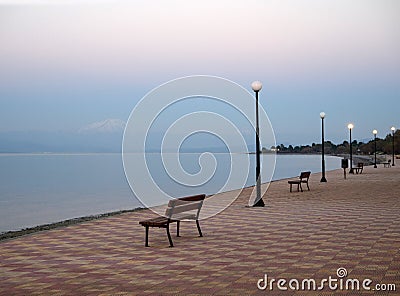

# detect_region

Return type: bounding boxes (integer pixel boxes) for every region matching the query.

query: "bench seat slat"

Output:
[139,216,169,227]
[288,180,301,184]
[139,213,197,227]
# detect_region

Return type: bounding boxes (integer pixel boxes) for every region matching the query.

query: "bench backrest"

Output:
[299,171,311,181]
[165,194,206,220]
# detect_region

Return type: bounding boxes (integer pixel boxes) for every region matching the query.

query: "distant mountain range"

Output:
[78,119,126,134]
[0,119,126,153]
[0,119,248,153]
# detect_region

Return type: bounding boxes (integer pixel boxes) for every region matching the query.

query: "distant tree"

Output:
[276,130,400,155]
[359,141,374,155]
[325,141,335,154]
[336,145,347,154]
[301,146,313,154]
[314,143,322,153]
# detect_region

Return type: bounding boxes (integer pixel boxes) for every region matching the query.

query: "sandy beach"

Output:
[0,164,399,295]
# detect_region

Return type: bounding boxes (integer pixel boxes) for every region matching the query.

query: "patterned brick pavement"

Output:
[1,165,399,295]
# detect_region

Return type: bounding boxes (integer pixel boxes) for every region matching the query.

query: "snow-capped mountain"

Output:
[79,119,126,133]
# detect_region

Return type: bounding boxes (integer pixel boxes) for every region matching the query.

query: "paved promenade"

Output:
[1,165,399,295]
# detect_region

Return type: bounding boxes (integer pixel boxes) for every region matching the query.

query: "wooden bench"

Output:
[288,171,311,192]
[383,159,391,168]
[139,194,205,247]
[353,162,364,174]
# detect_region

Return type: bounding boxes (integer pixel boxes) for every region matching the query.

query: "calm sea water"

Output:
[0,153,340,233]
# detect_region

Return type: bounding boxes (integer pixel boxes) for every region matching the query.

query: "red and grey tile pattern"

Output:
[1,166,399,295]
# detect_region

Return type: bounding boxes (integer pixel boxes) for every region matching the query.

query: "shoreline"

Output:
[1,166,344,242]
[4,153,373,241]
[0,207,145,241]
[0,163,346,241]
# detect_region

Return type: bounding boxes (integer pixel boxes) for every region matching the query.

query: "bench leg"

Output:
[166,224,174,247]
[196,220,203,237]
[299,183,302,192]
[289,184,292,192]
[306,182,310,191]
[145,225,149,247]
[177,220,180,237]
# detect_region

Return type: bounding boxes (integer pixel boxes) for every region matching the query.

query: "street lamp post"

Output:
[391,127,396,166]
[348,123,354,174]
[251,81,264,207]
[373,129,378,168]
[320,112,327,182]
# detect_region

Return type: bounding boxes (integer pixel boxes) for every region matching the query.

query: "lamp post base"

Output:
[349,168,354,174]
[374,165,377,168]
[320,177,327,182]
[253,198,265,207]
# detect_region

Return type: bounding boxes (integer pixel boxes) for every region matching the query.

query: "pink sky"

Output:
[0,0,399,143]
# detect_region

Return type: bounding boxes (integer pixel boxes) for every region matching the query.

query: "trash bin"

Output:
[341,159,349,179]
[341,159,349,169]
